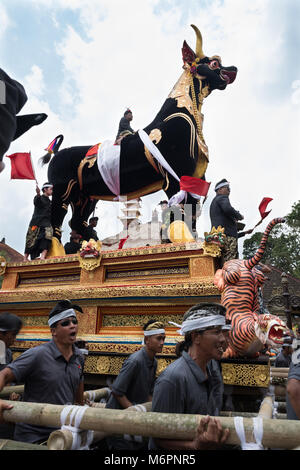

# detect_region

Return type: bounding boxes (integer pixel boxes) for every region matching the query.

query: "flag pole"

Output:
[29,151,38,187]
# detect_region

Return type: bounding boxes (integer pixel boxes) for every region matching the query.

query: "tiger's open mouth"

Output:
[268,323,288,345]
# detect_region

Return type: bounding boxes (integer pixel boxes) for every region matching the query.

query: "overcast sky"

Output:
[0,0,299,255]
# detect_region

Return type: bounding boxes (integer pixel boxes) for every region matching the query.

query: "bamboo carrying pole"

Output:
[83,388,110,402]
[2,400,300,449]
[0,439,47,450]
[47,402,152,450]
[258,396,274,419]
[0,385,24,399]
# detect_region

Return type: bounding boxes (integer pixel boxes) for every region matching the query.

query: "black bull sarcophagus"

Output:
[42,25,237,243]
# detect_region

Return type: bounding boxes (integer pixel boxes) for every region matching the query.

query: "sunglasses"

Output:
[59,318,78,327]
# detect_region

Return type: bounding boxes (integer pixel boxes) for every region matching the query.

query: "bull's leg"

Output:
[69,196,97,239]
[51,180,79,241]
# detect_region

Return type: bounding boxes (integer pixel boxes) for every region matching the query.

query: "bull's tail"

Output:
[39,134,64,165]
[244,217,285,269]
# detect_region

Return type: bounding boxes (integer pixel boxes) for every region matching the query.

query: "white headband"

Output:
[222,324,232,331]
[48,308,77,327]
[169,312,225,336]
[144,329,165,337]
[215,181,229,191]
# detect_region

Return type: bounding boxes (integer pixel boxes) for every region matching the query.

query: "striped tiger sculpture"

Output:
[214,217,289,358]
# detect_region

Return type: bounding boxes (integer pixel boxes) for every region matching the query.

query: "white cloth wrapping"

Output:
[169,313,225,336]
[48,308,77,327]
[234,416,264,450]
[60,404,94,450]
[0,340,6,364]
[138,129,201,206]
[143,329,165,336]
[97,140,121,196]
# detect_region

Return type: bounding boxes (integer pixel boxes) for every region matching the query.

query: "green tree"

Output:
[243,201,300,279]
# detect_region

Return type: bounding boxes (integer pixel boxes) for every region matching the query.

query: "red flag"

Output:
[179,175,211,197]
[259,197,273,220]
[6,152,35,180]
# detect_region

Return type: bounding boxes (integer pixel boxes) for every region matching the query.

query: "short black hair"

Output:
[143,319,158,331]
[0,312,23,334]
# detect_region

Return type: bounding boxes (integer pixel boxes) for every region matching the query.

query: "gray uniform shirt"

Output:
[106,347,157,410]
[286,360,300,420]
[149,352,223,449]
[7,339,84,443]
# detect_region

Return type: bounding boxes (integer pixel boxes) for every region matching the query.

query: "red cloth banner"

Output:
[6,152,35,180]
[179,175,211,197]
[259,197,273,219]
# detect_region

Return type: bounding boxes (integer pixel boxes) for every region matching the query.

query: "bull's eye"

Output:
[209,60,220,70]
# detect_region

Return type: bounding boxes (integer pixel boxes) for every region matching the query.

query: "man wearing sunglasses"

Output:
[0,299,85,444]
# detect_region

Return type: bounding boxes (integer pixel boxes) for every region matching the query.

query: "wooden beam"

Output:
[2,400,300,449]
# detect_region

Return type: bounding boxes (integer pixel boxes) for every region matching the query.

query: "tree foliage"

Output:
[243,201,300,279]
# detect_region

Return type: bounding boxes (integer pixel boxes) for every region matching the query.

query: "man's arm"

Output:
[0,367,16,392]
[155,416,229,450]
[74,381,84,406]
[218,196,244,220]
[287,378,300,419]
[109,358,138,409]
[0,399,13,423]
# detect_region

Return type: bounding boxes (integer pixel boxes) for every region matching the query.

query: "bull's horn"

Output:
[190,24,205,60]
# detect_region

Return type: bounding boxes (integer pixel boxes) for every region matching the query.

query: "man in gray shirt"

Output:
[0,312,23,438]
[286,342,300,420]
[106,320,166,450]
[0,300,85,443]
[0,312,23,372]
[150,303,229,450]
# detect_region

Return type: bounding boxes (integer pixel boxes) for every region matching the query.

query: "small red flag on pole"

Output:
[259,197,273,220]
[6,152,36,180]
[251,197,273,230]
[179,175,211,197]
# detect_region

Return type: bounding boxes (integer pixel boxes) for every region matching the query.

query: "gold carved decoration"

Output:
[222,363,270,388]
[83,354,176,376]
[0,256,7,276]
[78,155,97,191]
[78,239,102,271]
[149,128,162,144]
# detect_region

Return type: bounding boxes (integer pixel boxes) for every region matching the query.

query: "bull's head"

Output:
[182,24,237,94]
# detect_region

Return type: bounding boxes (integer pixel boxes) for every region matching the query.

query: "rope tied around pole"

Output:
[234,416,264,450]
[123,404,147,442]
[60,405,94,450]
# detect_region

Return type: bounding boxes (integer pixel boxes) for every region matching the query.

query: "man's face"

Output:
[52,316,78,346]
[195,326,226,361]
[43,187,53,197]
[2,331,17,348]
[126,112,133,122]
[145,333,166,355]
[218,185,230,196]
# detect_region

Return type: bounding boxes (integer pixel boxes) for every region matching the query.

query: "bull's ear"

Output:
[214,269,225,291]
[182,40,196,64]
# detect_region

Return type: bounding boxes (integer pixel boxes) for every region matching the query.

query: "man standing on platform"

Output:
[84,216,99,241]
[150,303,229,450]
[24,182,53,261]
[106,320,166,450]
[209,179,252,263]
[0,300,85,444]
[116,108,134,140]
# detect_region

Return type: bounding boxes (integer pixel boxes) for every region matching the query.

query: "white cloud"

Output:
[0,0,299,256]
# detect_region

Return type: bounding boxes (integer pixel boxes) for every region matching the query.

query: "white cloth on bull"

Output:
[97,140,121,196]
[138,129,202,205]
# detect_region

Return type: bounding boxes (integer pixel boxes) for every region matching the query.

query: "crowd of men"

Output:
[0,300,300,450]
